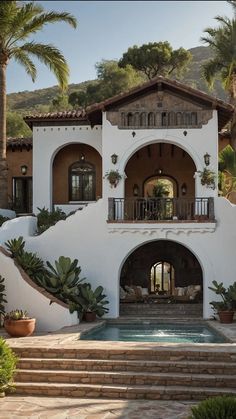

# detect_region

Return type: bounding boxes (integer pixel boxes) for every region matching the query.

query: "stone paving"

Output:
[0,396,195,418]
[0,319,235,418]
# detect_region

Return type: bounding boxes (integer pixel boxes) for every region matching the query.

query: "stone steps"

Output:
[13,345,236,400]
[15,369,236,388]
[17,358,236,375]
[120,303,203,317]
[13,347,236,363]
[14,382,236,400]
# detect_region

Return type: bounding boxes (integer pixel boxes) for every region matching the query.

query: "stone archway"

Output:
[120,240,203,316]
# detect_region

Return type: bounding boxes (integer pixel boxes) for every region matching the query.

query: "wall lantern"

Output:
[181,183,187,196]
[204,152,211,166]
[80,154,85,161]
[111,153,118,165]
[183,130,187,137]
[157,168,163,175]
[21,165,28,175]
[133,184,140,197]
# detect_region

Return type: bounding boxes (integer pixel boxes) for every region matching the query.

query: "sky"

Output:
[7,0,234,94]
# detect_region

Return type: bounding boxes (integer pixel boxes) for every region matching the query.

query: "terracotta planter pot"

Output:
[4,318,36,337]
[218,311,234,324]
[84,312,96,322]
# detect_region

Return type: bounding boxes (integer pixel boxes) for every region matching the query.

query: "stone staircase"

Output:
[120,303,203,318]
[13,344,236,400]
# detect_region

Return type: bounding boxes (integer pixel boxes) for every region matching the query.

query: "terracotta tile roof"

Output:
[7,137,32,150]
[24,76,234,130]
[24,109,88,128]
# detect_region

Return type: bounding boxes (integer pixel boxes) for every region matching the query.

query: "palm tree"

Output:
[0,1,77,208]
[219,144,236,198]
[200,2,236,146]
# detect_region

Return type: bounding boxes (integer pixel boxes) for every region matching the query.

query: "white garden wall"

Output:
[0,216,37,245]
[24,196,236,321]
[0,250,78,332]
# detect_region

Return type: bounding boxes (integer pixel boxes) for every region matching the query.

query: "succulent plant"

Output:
[5,236,25,258]
[5,310,30,320]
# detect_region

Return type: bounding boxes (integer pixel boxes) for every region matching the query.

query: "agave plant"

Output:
[77,284,109,317]
[5,310,30,320]
[16,251,45,282]
[5,236,25,258]
[36,256,85,305]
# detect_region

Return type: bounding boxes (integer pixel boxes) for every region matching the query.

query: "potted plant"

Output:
[209,280,236,323]
[4,310,36,337]
[198,167,216,189]
[78,284,109,322]
[105,170,122,188]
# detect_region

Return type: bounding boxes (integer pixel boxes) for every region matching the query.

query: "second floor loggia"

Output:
[107,142,216,224]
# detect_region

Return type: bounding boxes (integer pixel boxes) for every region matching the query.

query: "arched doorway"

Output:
[120,240,203,314]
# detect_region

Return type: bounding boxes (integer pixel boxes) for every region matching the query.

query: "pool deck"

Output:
[0,319,236,418]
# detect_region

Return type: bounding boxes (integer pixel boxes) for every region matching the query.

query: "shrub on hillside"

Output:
[0,337,18,394]
[189,395,236,419]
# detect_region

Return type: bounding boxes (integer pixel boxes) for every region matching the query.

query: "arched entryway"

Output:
[120,240,203,316]
[52,143,102,207]
[125,142,196,198]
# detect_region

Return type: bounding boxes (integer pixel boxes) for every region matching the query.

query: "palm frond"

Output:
[219,144,236,176]
[18,42,69,90]
[11,48,37,82]
[201,59,223,88]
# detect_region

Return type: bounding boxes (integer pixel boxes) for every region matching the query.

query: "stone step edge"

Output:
[15,369,236,382]
[14,382,236,394]
[16,358,236,368]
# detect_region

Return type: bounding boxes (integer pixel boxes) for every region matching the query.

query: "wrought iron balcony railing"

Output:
[108,197,215,222]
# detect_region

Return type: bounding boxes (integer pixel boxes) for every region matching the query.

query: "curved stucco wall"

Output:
[0,250,78,332]
[23,196,236,320]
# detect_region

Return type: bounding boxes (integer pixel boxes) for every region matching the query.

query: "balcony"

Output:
[108,197,215,223]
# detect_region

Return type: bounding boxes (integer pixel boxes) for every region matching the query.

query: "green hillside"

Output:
[7,46,228,115]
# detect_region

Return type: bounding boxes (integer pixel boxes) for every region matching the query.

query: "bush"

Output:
[0,215,9,227]
[37,207,66,234]
[0,337,18,394]
[189,395,236,419]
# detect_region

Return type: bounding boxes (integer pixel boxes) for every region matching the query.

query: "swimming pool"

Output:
[80,323,226,343]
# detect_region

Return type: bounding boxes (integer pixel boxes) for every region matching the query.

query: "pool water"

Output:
[81,323,226,343]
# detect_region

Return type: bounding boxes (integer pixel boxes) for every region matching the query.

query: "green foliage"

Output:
[0,215,9,227]
[209,280,236,311]
[0,337,18,393]
[49,93,72,112]
[152,181,170,197]
[105,170,122,187]
[37,207,66,234]
[189,395,236,419]
[7,112,31,138]
[76,284,109,318]
[219,145,236,198]
[16,251,45,283]
[36,256,85,308]
[69,60,144,108]
[5,236,25,258]
[119,42,192,80]
[0,276,7,317]
[198,168,216,189]
[5,309,29,320]
[5,236,45,284]
[0,1,77,90]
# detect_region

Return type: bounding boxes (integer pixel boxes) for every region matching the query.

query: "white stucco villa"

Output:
[1,76,235,331]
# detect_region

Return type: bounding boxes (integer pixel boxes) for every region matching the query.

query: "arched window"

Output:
[127,112,133,126]
[176,112,183,126]
[184,112,191,125]
[168,111,176,126]
[140,112,146,127]
[148,112,155,126]
[69,161,95,201]
[191,112,197,125]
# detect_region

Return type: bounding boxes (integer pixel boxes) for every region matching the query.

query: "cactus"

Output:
[5,309,29,320]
